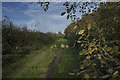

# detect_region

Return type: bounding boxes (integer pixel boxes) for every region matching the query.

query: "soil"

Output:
[46,50,62,78]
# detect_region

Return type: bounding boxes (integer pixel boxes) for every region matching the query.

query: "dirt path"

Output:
[46,50,62,78]
[7,48,49,78]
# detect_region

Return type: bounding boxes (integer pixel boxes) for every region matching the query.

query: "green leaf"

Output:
[67,9,71,13]
[16,47,18,49]
[98,54,101,57]
[79,36,83,40]
[98,54,102,60]
[86,56,91,59]
[79,34,85,40]
[89,51,92,54]
[100,60,104,64]
[68,73,75,75]
[113,71,118,76]
[77,41,81,43]
[92,63,96,66]
[67,15,69,19]
[59,70,61,73]
[105,53,108,55]
[78,30,85,35]
[105,47,112,51]
[101,74,110,78]
[107,68,113,73]
[80,65,85,70]
[91,41,96,46]
[84,73,90,78]
[87,24,91,30]
[79,70,87,74]
[76,72,80,75]
[98,56,102,60]
[61,12,66,16]
[81,44,84,47]
[79,52,83,55]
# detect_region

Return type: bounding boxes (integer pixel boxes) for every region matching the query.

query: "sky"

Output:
[2,2,75,33]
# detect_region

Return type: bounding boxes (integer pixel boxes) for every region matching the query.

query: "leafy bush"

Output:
[75,26,120,78]
[64,2,120,78]
[2,16,63,65]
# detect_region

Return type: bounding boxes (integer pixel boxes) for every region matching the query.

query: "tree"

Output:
[37,1,120,78]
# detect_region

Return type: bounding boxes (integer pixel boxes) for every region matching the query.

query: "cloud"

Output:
[2,0,38,2]
[0,2,2,19]
[21,2,71,33]
[2,2,72,33]
[21,11,71,33]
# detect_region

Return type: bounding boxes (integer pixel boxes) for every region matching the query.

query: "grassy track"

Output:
[15,39,67,78]
[3,45,50,78]
[51,48,80,78]
[3,39,80,78]
[15,46,59,78]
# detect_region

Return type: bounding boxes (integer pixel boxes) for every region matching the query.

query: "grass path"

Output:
[51,48,80,78]
[7,48,49,78]
[46,50,62,78]
[3,39,80,78]
[15,44,61,78]
[3,45,50,78]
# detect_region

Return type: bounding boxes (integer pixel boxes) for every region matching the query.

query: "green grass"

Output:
[3,45,50,78]
[3,39,65,78]
[15,46,59,78]
[14,39,66,78]
[51,48,80,78]
[3,38,80,78]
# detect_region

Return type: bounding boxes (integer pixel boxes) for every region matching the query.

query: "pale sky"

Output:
[2,2,74,33]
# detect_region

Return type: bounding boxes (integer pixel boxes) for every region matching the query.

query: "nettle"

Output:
[71,24,120,78]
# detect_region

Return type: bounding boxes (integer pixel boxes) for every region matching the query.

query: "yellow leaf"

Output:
[86,56,91,59]
[77,41,81,43]
[98,56,102,60]
[87,24,91,30]
[89,51,92,54]
[65,45,69,48]
[92,63,96,66]
[80,65,85,70]
[113,71,118,75]
[95,48,98,50]
[73,26,77,29]
[78,30,85,35]
[61,44,65,48]
[50,45,53,49]
[81,44,84,47]
[84,73,90,78]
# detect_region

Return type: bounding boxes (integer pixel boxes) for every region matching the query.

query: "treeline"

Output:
[2,17,63,65]
[64,2,120,78]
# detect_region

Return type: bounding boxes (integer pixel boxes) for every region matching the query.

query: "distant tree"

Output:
[58,31,62,34]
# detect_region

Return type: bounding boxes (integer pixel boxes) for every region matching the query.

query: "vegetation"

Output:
[3,45,50,78]
[2,2,120,79]
[2,16,63,65]
[15,42,59,78]
[63,2,120,78]
[51,47,80,78]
